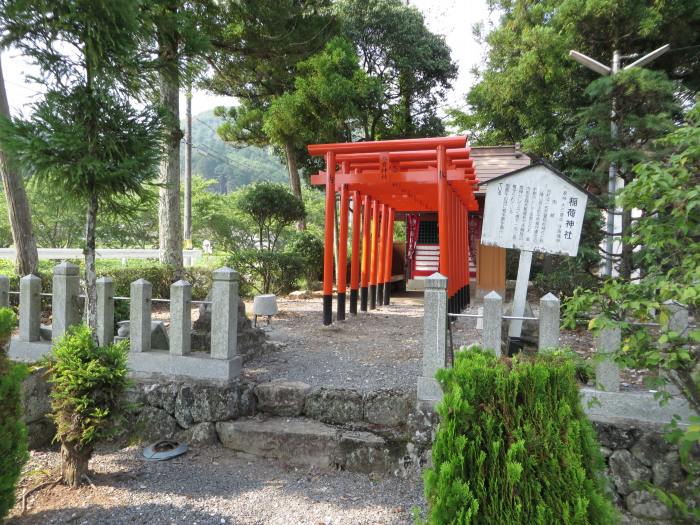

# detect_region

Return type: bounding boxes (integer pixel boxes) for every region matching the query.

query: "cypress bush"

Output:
[423,349,617,525]
[0,307,28,520]
[45,325,130,487]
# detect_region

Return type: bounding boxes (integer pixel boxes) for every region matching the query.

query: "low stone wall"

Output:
[20,374,697,521]
[593,417,699,524]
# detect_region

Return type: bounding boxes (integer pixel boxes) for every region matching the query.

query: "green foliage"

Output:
[237,182,306,251]
[562,106,700,522]
[45,325,130,450]
[422,349,616,525]
[228,249,305,296]
[337,0,457,139]
[285,231,324,285]
[0,307,27,521]
[263,36,382,147]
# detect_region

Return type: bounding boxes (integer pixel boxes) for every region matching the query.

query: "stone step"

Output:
[216,416,397,474]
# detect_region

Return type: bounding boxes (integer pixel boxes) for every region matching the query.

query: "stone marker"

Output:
[130,278,152,353]
[417,273,448,403]
[211,267,238,360]
[482,291,503,356]
[538,293,560,351]
[596,326,620,392]
[96,277,115,346]
[19,274,41,342]
[170,280,191,355]
[52,262,80,340]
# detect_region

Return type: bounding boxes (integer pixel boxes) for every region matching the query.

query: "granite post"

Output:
[482,291,503,356]
[130,279,151,353]
[19,274,41,342]
[417,272,448,403]
[52,262,80,340]
[170,279,191,356]
[538,293,560,351]
[663,300,688,395]
[211,267,239,360]
[96,277,114,347]
[0,274,9,307]
[596,326,620,392]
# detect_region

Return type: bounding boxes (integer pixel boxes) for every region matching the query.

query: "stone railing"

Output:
[417,272,694,427]
[7,263,242,383]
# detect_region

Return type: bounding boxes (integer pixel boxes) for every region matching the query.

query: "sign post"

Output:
[480,162,591,342]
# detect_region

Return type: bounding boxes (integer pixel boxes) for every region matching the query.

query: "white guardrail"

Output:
[0,248,203,267]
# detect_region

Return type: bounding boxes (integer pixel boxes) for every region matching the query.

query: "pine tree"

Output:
[0,0,163,330]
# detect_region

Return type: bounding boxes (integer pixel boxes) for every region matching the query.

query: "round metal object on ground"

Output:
[253,294,279,316]
[142,440,188,461]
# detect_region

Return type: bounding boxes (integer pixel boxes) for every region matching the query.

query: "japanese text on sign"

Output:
[480,164,588,256]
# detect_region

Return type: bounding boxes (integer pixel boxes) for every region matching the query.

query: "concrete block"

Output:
[538,293,560,351]
[596,326,620,392]
[482,291,503,356]
[19,274,41,342]
[170,280,191,356]
[127,350,241,383]
[418,272,448,403]
[8,339,52,362]
[96,277,114,347]
[130,279,151,353]
[0,274,9,307]
[52,262,80,340]
[255,380,311,416]
[211,267,239,360]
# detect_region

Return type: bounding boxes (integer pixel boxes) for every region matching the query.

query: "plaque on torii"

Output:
[480,162,592,341]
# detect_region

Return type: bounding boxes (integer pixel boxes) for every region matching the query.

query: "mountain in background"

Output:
[183,109,287,192]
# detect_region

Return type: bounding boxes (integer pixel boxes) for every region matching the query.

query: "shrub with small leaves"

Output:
[45,325,130,487]
[422,349,617,524]
[0,307,27,520]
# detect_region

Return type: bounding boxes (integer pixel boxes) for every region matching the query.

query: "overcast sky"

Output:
[1,0,495,117]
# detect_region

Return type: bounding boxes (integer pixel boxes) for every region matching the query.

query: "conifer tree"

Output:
[0,0,163,330]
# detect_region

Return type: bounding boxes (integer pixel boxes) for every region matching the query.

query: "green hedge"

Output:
[423,349,617,525]
[0,308,28,519]
[0,262,214,300]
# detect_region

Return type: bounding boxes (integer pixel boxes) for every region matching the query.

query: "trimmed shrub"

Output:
[285,230,324,285]
[228,249,305,295]
[423,349,617,525]
[45,325,130,487]
[0,307,27,520]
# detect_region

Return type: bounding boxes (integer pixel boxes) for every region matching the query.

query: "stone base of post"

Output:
[368,285,376,309]
[337,292,346,321]
[360,287,368,311]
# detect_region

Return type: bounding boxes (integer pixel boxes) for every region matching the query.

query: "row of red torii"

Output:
[308,136,479,325]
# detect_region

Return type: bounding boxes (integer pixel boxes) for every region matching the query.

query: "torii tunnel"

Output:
[308,136,479,325]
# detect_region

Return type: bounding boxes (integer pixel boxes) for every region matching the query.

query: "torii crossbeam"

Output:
[308,136,479,325]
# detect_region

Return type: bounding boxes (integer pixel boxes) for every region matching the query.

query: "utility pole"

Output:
[184,81,192,250]
[569,44,669,277]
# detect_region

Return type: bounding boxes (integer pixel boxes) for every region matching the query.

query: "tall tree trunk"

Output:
[60,442,91,488]
[157,4,183,278]
[283,138,305,230]
[0,56,38,276]
[84,190,98,330]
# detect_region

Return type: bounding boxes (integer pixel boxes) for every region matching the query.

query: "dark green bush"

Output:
[423,349,617,525]
[285,230,324,284]
[0,307,27,520]
[228,249,305,295]
[45,325,130,487]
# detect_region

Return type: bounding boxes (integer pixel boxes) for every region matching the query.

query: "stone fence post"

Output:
[596,326,620,392]
[482,291,503,356]
[52,262,80,340]
[417,272,448,403]
[130,279,151,353]
[19,274,41,342]
[170,279,191,356]
[0,275,9,308]
[538,293,560,351]
[663,300,688,395]
[211,267,239,361]
[96,277,114,347]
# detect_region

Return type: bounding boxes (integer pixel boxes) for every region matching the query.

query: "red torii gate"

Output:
[308,136,479,325]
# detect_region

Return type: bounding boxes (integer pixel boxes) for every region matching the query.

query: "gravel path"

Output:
[242,293,425,392]
[9,447,425,525]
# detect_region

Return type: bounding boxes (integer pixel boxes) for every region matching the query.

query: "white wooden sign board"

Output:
[481,164,588,257]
